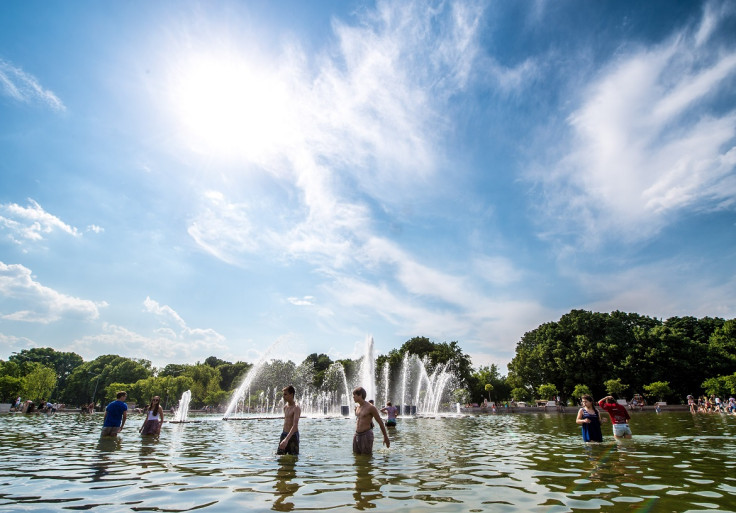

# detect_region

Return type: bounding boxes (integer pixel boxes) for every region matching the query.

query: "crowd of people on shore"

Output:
[687,394,736,414]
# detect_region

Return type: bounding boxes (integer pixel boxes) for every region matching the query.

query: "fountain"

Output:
[358,336,376,403]
[171,390,191,423]
[221,336,458,419]
[223,340,284,419]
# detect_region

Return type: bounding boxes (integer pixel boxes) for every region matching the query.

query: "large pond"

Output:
[1,411,735,512]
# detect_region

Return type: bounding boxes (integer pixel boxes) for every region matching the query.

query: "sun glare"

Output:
[171,53,293,160]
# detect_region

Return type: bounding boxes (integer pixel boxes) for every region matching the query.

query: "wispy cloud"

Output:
[288,296,315,306]
[69,298,230,366]
[71,321,227,366]
[143,296,226,345]
[581,257,736,321]
[0,261,105,323]
[182,1,494,265]
[0,58,65,111]
[0,199,81,246]
[536,2,736,247]
[174,1,552,357]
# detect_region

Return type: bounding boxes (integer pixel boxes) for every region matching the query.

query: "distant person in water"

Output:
[598,395,632,439]
[352,387,389,455]
[381,401,398,427]
[575,395,603,442]
[277,385,300,455]
[101,391,128,437]
[139,396,164,436]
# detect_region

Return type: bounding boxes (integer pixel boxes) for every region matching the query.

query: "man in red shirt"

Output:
[598,395,632,439]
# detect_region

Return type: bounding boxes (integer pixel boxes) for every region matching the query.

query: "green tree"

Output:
[21,363,57,402]
[484,383,493,401]
[468,364,510,403]
[0,376,22,402]
[204,356,229,368]
[604,378,627,397]
[183,364,222,408]
[62,355,153,406]
[643,381,672,402]
[10,347,83,393]
[701,376,731,398]
[538,383,558,401]
[302,353,334,388]
[217,361,252,391]
[708,319,736,377]
[510,387,530,402]
[571,384,592,401]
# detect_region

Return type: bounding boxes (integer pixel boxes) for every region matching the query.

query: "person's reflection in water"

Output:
[272,456,300,512]
[139,436,159,470]
[91,437,121,482]
[353,455,383,510]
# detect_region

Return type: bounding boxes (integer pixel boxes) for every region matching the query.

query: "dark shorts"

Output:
[353,429,374,455]
[386,419,397,427]
[277,431,299,455]
[100,426,120,437]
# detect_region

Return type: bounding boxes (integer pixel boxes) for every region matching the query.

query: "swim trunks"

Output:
[277,431,299,455]
[612,423,632,437]
[386,419,397,427]
[353,429,374,455]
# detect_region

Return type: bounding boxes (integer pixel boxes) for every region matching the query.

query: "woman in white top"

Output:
[139,396,164,436]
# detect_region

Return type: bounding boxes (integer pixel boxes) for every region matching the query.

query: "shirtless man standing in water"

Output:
[278,385,301,455]
[353,387,390,455]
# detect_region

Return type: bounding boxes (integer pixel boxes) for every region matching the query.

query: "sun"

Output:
[170,52,294,161]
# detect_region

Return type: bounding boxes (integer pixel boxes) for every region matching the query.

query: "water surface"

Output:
[1,411,734,512]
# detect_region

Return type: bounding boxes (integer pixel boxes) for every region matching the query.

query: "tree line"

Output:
[506,310,736,404]
[2,311,734,409]
[0,338,497,409]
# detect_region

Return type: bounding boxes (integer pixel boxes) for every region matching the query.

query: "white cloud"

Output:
[0,58,65,111]
[537,4,736,246]
[0,199,80,245]
[71,322,227,366]
[0,261,104,323]
[288,296,315,306]
[70,299,229,366]
[181,1,494,265]
[143,296,226,344]
[0,332,38,355]
[186,191,258,266]
[473,255,523,286]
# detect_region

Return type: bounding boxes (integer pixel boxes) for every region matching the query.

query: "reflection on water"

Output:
[0,412,734,512]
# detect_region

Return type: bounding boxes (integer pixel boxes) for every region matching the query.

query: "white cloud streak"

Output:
[0,261,104,323]
[143,296,226,345]
[0,58,65,111]
[175,1,550,357]
[0,199,81,245]
[538,3,736,246]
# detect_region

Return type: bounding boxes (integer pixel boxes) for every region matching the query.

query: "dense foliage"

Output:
[507,310,736,403]
[2,311,734,409]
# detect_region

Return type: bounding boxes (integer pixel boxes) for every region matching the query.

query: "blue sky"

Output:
[1,1,735,371]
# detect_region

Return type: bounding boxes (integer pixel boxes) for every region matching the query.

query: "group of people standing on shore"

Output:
[576,395,633,443]
[687,394,736,414]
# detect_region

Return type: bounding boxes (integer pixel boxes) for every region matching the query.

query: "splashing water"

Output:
[172,390,191,422]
